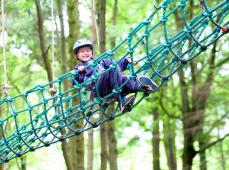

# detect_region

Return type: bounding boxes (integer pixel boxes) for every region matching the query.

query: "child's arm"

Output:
[72,65,86,85]
[118,57,137,71]
[78,65,86,72]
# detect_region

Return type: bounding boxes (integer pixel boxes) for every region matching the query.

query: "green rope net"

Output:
[0,0,228,163]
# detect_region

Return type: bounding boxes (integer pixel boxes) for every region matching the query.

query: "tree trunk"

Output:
[97,0,107,170]
[35,0,53,82]
[57,1,73,169]
[100,124,108,170]
[20,156,26,170]
[85,1,99,169]
[110,0,118,48]
[67,0,83,170]
[218,128,226,170]
[198,131,207,170]
[178,69,196,170]
[107,1,118,170]
[174,1,202,169]
[87,129,94,170]
[67,0,80,68]
[152,108,160,170]
[108,118,118,170]
[57,0,68,75]
[76,132,85,170]
[98,0,106,53]
[163,117,177,170]
[195,42,217,170]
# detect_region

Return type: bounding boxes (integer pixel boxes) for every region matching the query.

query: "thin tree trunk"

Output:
[108,120,118,170]
[100,123,108,170]
[57,0,72,169]
[163,117,177,170]
[107,1,118,170]
[98,0,106,53]
[218,128,226,170]
[198,130,207,170]
[58,0,68,75]
[97,0,107,170]
[35,0,53,82]
[20,156,26,170]
[87,129,94,170]
[152,108,160,170]
[110,0,118,48]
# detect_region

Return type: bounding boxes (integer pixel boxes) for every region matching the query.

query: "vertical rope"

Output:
[49,0,57,95]
[51,0,55,82]
[1,0,8,97]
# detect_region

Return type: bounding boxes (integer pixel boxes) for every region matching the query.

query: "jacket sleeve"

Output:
[72,64,86,85]
[118,57,130,71]
[101,59,113,69]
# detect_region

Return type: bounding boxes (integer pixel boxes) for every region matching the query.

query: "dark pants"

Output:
[96,67,139,98]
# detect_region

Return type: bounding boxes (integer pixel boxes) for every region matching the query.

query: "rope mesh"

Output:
[0,0,228,163]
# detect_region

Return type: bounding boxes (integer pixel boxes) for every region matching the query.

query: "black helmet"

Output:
[73,39,93,54]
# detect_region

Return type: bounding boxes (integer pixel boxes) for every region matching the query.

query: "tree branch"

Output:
[204,113,228,137]
[196,133,229,153]
[215,57,229,68]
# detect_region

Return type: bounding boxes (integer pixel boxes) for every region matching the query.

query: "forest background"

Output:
[0,0,228,170]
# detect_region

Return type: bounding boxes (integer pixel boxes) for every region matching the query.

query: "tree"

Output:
[96,0,108,170]
[107,1,119,170]
[152,107,160,170]
[66,0,84,169]
[35,0,53,82]
[57,0,72,169]
[173,1,229,169]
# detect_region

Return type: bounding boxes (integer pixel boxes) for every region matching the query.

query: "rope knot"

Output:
[49,87,57,96]
[142,19,150,25]
[128,48,134,54]
[160,16,167,22]
[178,2,185,8]
[221,26,228,33]
[106,50,114,56]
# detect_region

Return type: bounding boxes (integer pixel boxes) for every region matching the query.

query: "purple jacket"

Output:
[72,58,130,85]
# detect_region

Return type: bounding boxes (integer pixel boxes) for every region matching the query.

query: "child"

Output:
[72,39,158,112]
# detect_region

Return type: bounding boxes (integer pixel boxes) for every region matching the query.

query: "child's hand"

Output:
[78,66,86,72]
[127,57,138,65]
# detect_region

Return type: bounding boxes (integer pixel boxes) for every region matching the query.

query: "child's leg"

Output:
[121,75,158,94]
[96,68,122,98]
[137,76,158,91]
[120,95,136,112]
[121,76,140,95]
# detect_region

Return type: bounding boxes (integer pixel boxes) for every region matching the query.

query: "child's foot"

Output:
[137,76,158,91]
[121,95,136,112]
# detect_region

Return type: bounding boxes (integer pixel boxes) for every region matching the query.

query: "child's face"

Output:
[77,46,93,62]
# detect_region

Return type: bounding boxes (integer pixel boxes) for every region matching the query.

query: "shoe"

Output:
[121,95,136,112]
[137,76,158,91]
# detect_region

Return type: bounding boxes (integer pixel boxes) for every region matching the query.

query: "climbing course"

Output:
[0,0,228,163]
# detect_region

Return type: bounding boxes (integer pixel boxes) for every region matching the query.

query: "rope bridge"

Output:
[0,0,228,163]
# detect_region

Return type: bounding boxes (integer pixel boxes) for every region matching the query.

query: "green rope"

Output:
[0,0,228,163]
